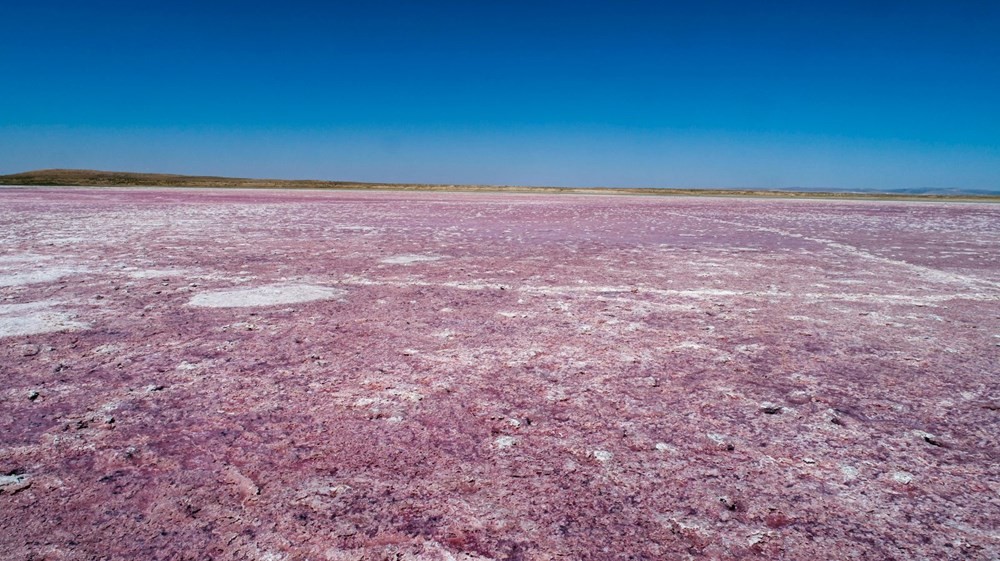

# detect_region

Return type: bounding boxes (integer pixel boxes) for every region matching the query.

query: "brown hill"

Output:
[0,169,377,189]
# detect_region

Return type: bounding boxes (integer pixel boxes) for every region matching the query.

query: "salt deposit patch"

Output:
[38,236,87,245]
[0,266,86,287]
[0,301,61,315]
[189,284,344,308]
[497,311,535,319]
[380,254,442,265]
[127,268,193,279]
[0,301,89,338]
[0,253,52,265]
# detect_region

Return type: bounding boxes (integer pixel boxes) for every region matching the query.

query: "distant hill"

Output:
[0,169,382,189]
[2,169,997,201]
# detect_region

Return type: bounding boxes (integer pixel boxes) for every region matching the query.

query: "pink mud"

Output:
[1,188,998,560]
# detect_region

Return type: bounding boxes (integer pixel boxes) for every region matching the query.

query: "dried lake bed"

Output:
[1,187,998,560]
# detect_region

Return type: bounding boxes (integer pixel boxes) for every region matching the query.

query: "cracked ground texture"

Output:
[1,187,998,560]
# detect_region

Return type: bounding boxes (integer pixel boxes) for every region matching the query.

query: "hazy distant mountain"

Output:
[766,185,1000,196]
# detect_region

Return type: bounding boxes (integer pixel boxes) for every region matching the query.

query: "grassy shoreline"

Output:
[3,168,998,202]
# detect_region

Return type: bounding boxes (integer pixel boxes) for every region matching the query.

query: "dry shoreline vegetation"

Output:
[1,186,999,560]
[2,168,998,201]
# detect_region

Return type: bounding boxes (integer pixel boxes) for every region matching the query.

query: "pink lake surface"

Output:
[1,188,998,560]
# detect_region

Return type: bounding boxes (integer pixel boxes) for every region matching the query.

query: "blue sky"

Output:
[2,1,998,190]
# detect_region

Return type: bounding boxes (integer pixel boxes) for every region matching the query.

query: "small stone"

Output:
[0,475,25,487]
[914,430,944,447]
[841,465,859,481]
[654,442,671,452]
[495,435,517,449]
[224,466,260,499]
[20,345,41,357]
[785,391,811,405]
[802,457,817,464]
[760,403,782,414]
[0,474,30,494]
[707,433,735,450]
[892,471,913,485]
[27,390,40,401]
[592,450,613,462]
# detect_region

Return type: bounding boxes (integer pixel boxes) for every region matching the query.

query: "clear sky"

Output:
[2,1,999,191]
